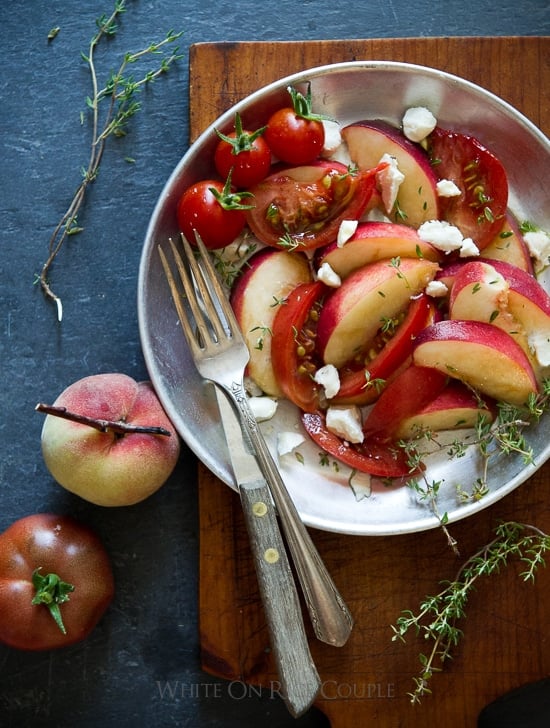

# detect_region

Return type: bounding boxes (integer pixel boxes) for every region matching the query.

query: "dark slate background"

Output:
[1,1,548,726]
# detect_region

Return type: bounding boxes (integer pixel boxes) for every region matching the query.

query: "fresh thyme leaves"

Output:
[40,0,183,321]
[400,380,550,527]
[389,383,550,702]
[392,521,550,704]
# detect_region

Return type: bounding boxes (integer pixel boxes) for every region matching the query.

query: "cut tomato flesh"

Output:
[301,412,412,477]
[271,281,325,412]
[246,160,380,250]
[429,127,508,250]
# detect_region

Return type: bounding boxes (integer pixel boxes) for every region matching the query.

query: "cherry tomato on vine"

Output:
[428,127,508,250]
[0,513,114,651]
[176,171,254,249]
[214,113,272,188]
[264,83,329,165]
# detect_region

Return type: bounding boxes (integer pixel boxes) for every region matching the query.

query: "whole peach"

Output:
[40,373,180,506]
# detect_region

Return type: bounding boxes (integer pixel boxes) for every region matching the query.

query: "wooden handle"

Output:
[238,478,321,717]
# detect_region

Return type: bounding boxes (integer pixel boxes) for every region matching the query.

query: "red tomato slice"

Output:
[429,127,508,250]
[301,412,412,477]
[246,160,379,250]
[271,281,325,412]
[333,294,436,405]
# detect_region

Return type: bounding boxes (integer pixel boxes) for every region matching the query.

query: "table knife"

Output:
[214,387,321,717]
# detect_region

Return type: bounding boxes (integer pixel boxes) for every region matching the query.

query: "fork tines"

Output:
[159,232,236,355]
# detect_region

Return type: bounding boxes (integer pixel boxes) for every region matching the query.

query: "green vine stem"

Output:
[39,0,183,321]
[31,568,75,634]
[392,520,550,704]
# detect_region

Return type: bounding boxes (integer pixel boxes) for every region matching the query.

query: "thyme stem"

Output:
[39,1,183,320]
[392,520,550,703]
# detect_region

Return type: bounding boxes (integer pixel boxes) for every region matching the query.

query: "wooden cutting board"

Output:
[193,38,550,726]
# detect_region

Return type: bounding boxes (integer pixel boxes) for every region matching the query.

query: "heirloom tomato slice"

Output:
[301,412,412,477]
[246,160,379,250]
[429,127,508,250]
[271,280,325,412]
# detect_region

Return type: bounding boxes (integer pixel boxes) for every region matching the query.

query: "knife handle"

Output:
[231,386,354,648]
[238,478,321,718]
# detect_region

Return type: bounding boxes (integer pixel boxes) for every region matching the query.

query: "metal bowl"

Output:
[137,61,550,535]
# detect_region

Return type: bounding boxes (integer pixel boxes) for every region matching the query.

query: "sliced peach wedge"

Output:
[490,259,550,373]
[342,120,440,227]
[448,260,534,360]
[394,380,496,440]
[362,364,448,441]
[481,212,534,274]
[316,257,439,368]
[332,293,436,406]
[319,221,442,279]
[412,319,539,406]
[230,248,311,396]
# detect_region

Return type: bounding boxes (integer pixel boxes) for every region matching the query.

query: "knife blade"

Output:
[214,386,321,718]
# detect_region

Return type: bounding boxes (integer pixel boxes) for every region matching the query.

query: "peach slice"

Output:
[412,319,538,406]
[316,257,439,368]
[481,212,534,273]
[448,260,532,354]
[394,380,495,440]
[489,260,550,370]
[362,364,448,441]
[342,120,439,227]
[319,221,442,278]
[231,248,311,395]
[333,293,436,406]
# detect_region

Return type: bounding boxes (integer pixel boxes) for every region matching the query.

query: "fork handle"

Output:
[239,478,321,717]
[232,388,354,647]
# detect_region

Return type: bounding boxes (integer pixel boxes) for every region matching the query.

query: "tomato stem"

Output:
[209,169,255,211]
[215,112,267,155]
[31,568,75,635]
[35,403,172,437]
[287,82,334,122]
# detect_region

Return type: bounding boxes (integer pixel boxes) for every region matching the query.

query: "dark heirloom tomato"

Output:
[271,281,325,412]
[301,412,412,477]
[0,514,114,650]
[246,161,379,250]
[428,127,508,250]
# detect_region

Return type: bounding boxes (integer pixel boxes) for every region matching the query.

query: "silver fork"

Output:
[159,232,354,648]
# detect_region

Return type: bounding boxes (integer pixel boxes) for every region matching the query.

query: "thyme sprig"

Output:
[391,380,550,702]
[39,0,183,321]
[392,521,550,704]
[400,379,550,544]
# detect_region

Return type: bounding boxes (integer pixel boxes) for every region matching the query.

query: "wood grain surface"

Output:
[193,38,550,726]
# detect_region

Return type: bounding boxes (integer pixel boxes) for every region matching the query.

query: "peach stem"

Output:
[35,403,172,437]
